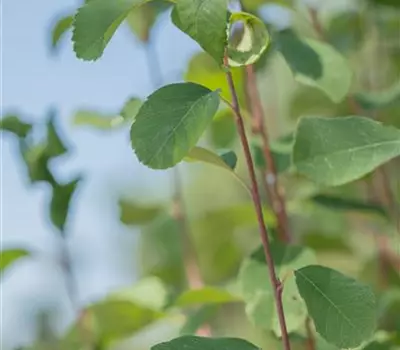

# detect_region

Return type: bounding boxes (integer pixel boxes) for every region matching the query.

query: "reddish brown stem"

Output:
[308,7,325,40]
[245,64,292,243]
[171,167,211,336]
[224,56,291,350]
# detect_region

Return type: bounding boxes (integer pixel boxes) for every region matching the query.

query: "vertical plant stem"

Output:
[60,243,93,349]
[305,317,316,350]
[224,56,291,350]
[245,64,291,243]
[144,38,210,336]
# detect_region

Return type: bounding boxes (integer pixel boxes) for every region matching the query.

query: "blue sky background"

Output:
[1,1,200,348]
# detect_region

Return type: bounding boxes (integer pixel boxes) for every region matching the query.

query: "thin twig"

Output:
[60,243,93,349]
[143,37,211,336]
[245,64,292,243]
[224,55,291,350]
[305,317,316,350]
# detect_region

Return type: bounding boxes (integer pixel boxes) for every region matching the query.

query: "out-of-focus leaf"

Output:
[326,11,364,53]
[275,29,352,103]
[175,287,241,307]
[184,52,245,104]
[252,143,291,173]
[293,116,400,186]
[171,0,228,65]
[310,194,388,217]
[65,300,162,347]
[227,12,270,67]
[109,276,168,311]
[0,249,30,275]
[209,109,236,148]
[119,199,163,226]
[50,177,81,235]
[126,1,170,42]
[360,256,400,292]
[46,112,68,158]
[302,233,351,253]
[378,289,400,332]
[72,0,152,60]
[139,215,186,288]
[239,242,316,335]
[354,81,400,111]
[151,336,260,350]
[367,0,400,8]
[20,142,55,185]
[289,86,349,120]
[295,265,377,348]
[180,306,218,335]
[51,15,73,50]
[130,83,220,169]
[241,0,293,11]
[74,97,142,130]
[0,115,32,138]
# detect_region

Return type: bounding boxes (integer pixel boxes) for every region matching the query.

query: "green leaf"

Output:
[227,12,270,67]
[172,0,228,65]
[130,83,220,169]
[186,147,237,171]
[310,194,388,217]
[326,11,364,53]
[50,177,81,235]
[367,0,400,8]
[46,112,68,158]
[295,265,377,348]
[209,109,236,148]
[252,143,292,174]
[51,15,74,50]
[119,199,162,225]
[151,336,260,350]
[0,115,32,138]
[241,0,293,11]
[180,306,217,335]
[109,276,168,311]
[87,300,162,344]
[72,0,151,60]
[293,116,400,186]
[127,1,170,42]
[74,97,141,130]
[354,81,400,111]
[175,287,240,307]
[239,242,316,335]
[184,52,245,104]
[1,249,30,275]
[275,30,352,103]
[20,142,55,185]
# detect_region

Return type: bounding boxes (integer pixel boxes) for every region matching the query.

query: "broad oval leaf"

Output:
[1,249,30,275]
[275,30,352,103]
[51,15,74,51]
[151,336,260,350]
[72,0,151,60]
[172,0,228,65]
[227,12,270,67]
[354,80,400,111]
[175,287,240,307]
[239,242,316,335]
[295,265,377,348]
[130,83,220,169]
[293,116,400,186]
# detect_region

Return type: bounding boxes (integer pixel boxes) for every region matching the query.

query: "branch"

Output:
[244,64,292,243]
[224,55,291,350]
